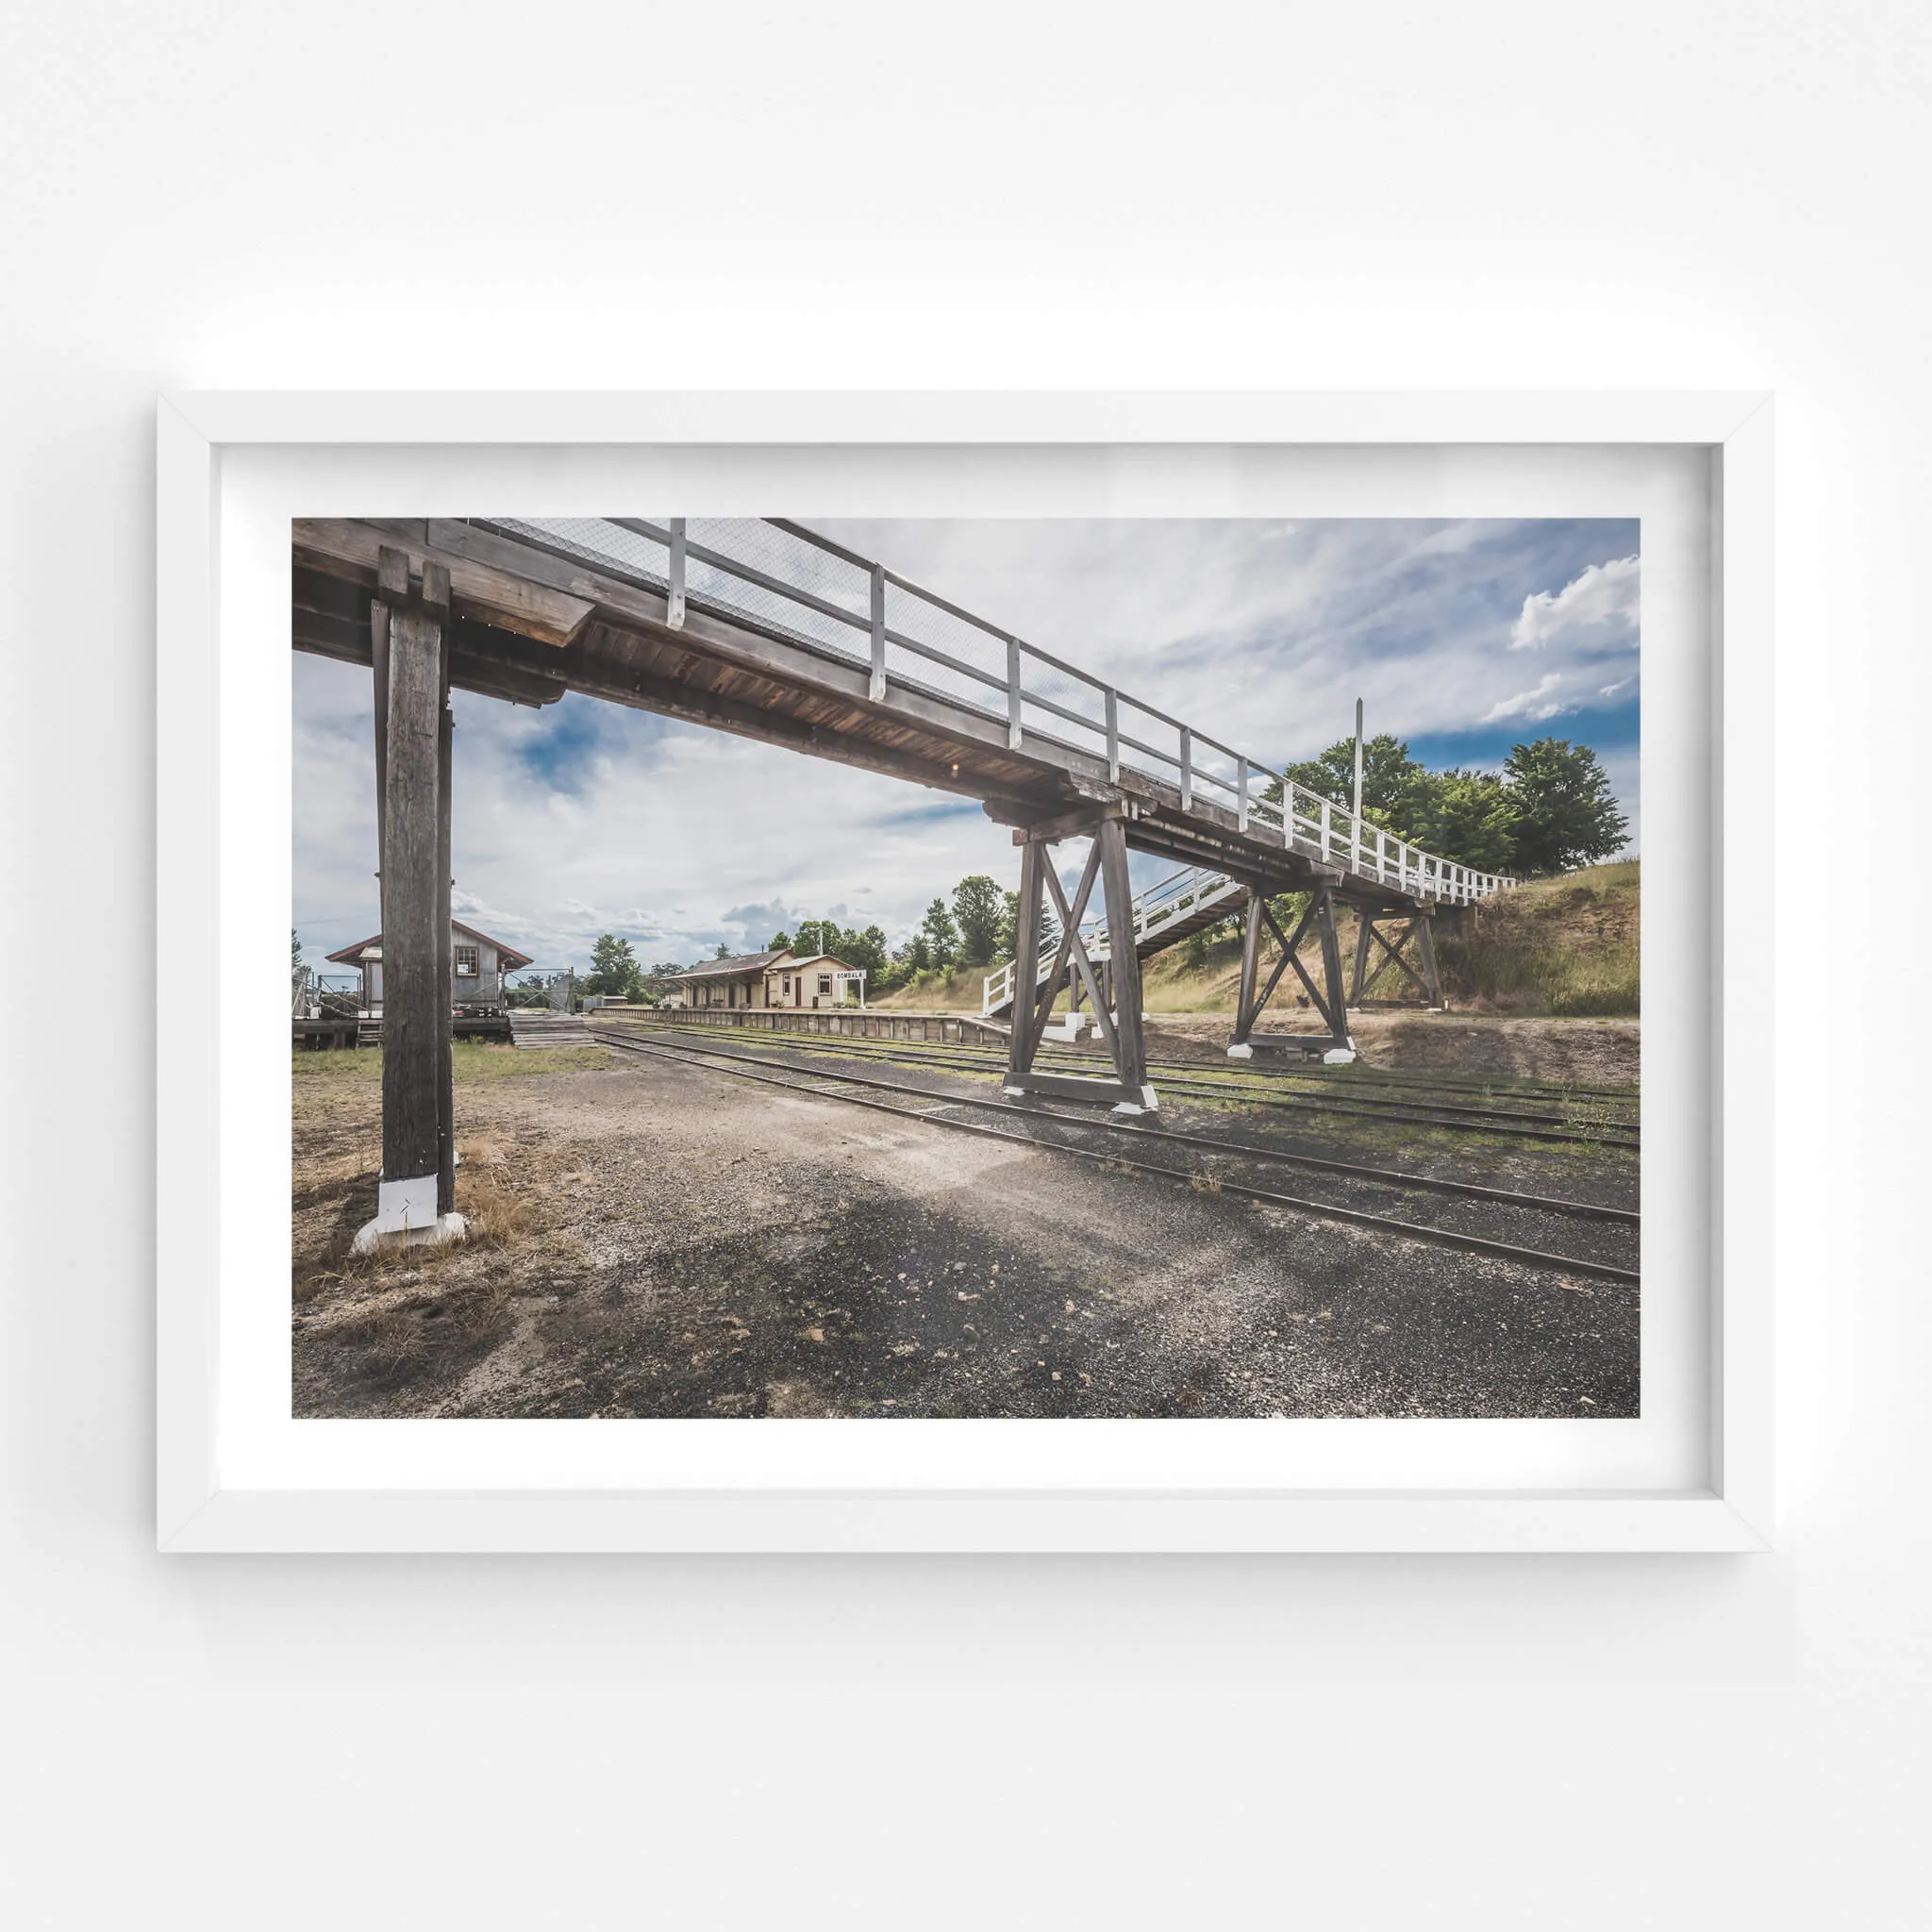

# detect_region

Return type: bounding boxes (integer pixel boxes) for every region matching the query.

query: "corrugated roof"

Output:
[324,920,535,971]
[673,949,790,980]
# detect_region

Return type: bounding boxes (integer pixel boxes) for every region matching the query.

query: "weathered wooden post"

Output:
[1004,838,1042,1091]
[1313,883,1352,1054]
[436,663,455,1214]
[1094,814,1153,1109]
[355,550,465,1251]
[371,550,398,896]
[1417,909,1442,1008]
[1231,886,1263,1048]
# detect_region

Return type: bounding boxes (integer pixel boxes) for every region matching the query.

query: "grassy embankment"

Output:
[874,860,1641,1019]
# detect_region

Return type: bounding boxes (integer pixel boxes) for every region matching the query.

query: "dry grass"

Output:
[1433,862,1640,1016]
[291,1134,574,1392]
[291,1040,621,1084]
[293,1132,564,1303]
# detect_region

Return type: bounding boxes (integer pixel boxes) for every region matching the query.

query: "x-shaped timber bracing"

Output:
[1003,810,1158,1114]
[1348,905,1443,1008]
[1228,882,1354,1056]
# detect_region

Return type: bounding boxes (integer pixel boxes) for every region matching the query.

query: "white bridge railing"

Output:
[480,513,1516,915]
[982,863,1247,1016]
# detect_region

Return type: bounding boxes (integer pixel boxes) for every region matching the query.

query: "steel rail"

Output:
[610,1022,1640,1146]
[646,1012,1640,1108]
[591,1029,1640,1287]
[591,1026,1638,1225]
[625,1017,1640,1129]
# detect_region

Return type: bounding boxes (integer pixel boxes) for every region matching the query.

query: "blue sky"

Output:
[293,517,1639,974]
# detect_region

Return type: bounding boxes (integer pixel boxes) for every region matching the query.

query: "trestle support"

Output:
[1225,881,1357,1063]
[1002,811,1158,1113]
[1348,903,1444,1009]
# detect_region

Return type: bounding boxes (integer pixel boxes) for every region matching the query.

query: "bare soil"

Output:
[291,1042,1639,1422]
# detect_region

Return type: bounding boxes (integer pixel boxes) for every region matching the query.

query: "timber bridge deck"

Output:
[292,515,1515,1241]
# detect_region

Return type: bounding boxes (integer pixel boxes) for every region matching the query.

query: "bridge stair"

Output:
[981,863,1245,1018]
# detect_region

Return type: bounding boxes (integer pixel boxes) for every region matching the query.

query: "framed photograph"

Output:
[157,391,1772,1552]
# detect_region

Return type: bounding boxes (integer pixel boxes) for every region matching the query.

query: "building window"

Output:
[454,945,478,978]
[818,974,832,996]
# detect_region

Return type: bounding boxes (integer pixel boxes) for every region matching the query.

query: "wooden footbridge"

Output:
[291,514,1513,1243]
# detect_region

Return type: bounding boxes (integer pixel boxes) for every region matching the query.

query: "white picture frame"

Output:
[157,390,1773,1554]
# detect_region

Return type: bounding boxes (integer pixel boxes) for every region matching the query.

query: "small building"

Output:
[672,948,864,1010]
[325,920,535,1016]
[770,953,866,1009]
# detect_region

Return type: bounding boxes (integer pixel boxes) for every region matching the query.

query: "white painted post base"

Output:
[1002,1085,1027,1098]
[351,1172,469,1254]
[1111,1086,1160,1118]
[1323,1046,1357,1065]
[1225,1042,1254,1059]
[353,1211,468,1255]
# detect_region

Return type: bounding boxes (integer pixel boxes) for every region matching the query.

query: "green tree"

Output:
[921,895,958,969]
[713,941,733,959]
[904,932,932,975]
[649,959,685,977]
[1403,769,1521,876]
[995,889,1022,960]
[792,918,841,958]
[951,874,1004,966]
[1268,734,1534,876]
[1280,732,1423,821]
[767,929,792,953]
[586,933,643,997]
[840,924,889,977]
[1503,738,1630,874]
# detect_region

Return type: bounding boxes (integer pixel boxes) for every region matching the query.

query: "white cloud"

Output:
[1480,673,1570,724]
[1510,554,1640,653]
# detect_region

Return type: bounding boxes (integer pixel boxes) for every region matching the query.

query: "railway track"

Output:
[590,1024,1641,1286]
[657,1020,1638,1110]
[601,1020,1640,1148]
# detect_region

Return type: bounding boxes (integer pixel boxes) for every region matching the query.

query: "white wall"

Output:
[3,4,1926,1925]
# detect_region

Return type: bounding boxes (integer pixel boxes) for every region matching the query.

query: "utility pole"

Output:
[1352,696,1365,873]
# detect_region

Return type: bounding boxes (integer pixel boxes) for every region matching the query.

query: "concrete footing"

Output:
[353,1210,468,1255]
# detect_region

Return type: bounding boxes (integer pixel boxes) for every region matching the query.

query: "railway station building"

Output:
[668,948,863,1010]
[325,920,534,1017]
